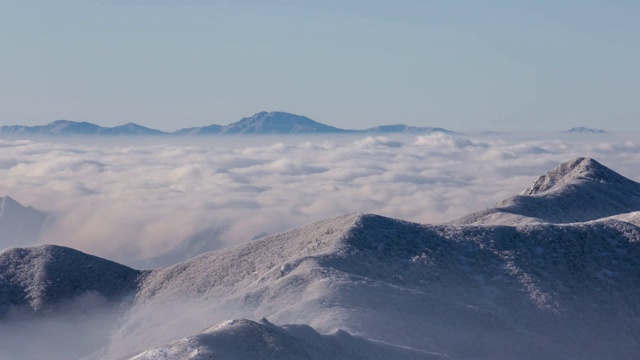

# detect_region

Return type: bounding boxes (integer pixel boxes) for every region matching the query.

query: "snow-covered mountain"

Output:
[452,157,640,225]
[0,196,47,248]
[1,157,640,360]
[0,120,168,136]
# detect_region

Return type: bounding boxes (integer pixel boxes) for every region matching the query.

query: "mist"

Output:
[0,293,129,360]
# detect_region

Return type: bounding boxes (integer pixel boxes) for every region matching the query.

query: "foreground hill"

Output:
[0,245,141,316]
[452,157,640,225]
[97,211,640,360]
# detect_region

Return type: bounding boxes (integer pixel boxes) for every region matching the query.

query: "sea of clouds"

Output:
[1,132,639,268]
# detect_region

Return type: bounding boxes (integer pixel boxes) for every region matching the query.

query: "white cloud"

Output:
[1,133,639,267]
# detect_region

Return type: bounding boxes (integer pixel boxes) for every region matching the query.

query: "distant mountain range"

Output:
[1,111,456,136]
[2,157,640,359]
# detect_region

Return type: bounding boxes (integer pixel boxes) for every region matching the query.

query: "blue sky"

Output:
[1,1,639,131]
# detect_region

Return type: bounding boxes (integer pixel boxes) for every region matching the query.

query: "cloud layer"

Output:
[1,133,639,267]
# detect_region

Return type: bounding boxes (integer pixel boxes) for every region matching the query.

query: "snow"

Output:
[452,157,640,225]
[127,318,446,360]
[0,244,140,315]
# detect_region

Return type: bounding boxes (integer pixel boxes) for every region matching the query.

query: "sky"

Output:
[1,1,639,131]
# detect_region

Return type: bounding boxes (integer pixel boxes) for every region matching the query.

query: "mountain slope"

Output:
[3,158,640,360]
[0,245,141,315]
[97,212,640,360]
[0,196,47,248]
[127,318,447,360]
[452,157,640,225]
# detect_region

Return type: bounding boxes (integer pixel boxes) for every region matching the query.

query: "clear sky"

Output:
[1,1,639,131]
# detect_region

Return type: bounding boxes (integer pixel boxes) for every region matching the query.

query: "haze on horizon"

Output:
[2,1,639,131]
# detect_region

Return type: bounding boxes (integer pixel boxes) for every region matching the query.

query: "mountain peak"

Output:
[524,157,626,195]
[221,111,345,134]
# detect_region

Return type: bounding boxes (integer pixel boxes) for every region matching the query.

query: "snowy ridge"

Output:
[127,318,447,360]
[452,157,640,225]
[523,157,632,195]
[98,212,640,360]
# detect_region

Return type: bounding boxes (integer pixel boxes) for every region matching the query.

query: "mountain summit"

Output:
[220,111,347,134]
[524,157,631,195]
[453,157,640,224]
